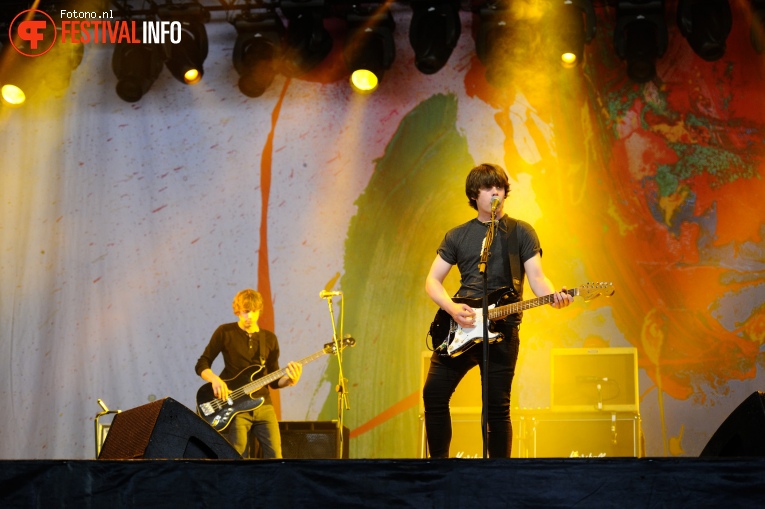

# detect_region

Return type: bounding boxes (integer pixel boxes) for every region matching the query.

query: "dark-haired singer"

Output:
[423,163,572,458]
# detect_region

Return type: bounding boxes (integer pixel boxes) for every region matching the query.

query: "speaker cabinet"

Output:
[98,397,241,460]
[530,412,641,458]
[700,391,765,457]
[279,421,349,458]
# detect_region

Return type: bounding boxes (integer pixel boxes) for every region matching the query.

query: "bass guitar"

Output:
[197,336,356,431]
[429,282,615,357]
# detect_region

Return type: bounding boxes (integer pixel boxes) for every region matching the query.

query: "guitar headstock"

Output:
[577,282,615,301]
[323,336,356,354]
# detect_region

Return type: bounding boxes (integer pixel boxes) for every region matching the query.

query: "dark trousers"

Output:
[223,403,282,459]
[423,324,520,458]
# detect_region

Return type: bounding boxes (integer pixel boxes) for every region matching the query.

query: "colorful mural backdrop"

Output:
[1,2,763,459]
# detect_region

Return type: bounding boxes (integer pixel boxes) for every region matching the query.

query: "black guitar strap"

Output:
[500,216,523,297]
[258,331,266,367]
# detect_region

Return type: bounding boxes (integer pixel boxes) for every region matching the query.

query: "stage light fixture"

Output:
[344,8,396,93]
[281,0,333,78]
[0,24,83,107]
[159,3,210,85]
[475,2,517,87]
[554,0,596,68]
[613,0,668,83]
[677,0,731,61]
[409,0,461,75]
[112,39,167,102]
[749,0,765,53]
[232,12,285,98]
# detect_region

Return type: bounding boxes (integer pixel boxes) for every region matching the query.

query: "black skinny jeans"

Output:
[423,324,520,458]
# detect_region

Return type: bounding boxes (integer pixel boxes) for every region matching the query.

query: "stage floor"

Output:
[2,457,765,508]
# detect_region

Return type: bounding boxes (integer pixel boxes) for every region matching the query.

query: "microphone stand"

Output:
[94,399,120,458]
[324,293,349,457]
[477,204,497,459]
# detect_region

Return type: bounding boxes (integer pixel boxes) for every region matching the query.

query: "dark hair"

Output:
[465,163,510,210]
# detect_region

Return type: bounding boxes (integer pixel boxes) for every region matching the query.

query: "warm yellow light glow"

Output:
[350,69,378,94]
[184,69,201,84]
[1,84,26,106]
[561,52,578,68]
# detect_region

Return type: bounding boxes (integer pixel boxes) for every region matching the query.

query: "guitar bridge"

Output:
[199,403,214,416]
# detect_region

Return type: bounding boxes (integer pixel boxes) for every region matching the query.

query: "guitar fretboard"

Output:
[239,349,328,394]
[488,288,578,321]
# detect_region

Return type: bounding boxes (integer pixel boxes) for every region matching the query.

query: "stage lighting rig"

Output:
[112,37,167,102]
[554,0,596,68]
[232,11,286,98]
[677,0,731,61]
[0,20,84,106]
[409,0,461,75]
[475,1,519,88]
[281,0,333,78]
[344,6,396,93]
[613,0,668,83]
[158,2,210,85]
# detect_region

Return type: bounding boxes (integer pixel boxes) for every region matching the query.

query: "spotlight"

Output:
[0,24,83,106]
[613,0,668,83]
[344,8,396,93]
[554,0,596,68]
[475,2,516,87]
[749,0,765,53]
[409,0,461,75]
[232,12,285,98]
[281,0,333,78]
[112,39,167,102]
[159,3,210,85]
[677,0,731,61]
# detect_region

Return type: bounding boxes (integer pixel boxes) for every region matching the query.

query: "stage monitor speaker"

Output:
[700,391,765,457]
[98,397,241,460]
[279,421,349,459]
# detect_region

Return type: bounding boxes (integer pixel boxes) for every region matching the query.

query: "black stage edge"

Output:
[3,458,765,508]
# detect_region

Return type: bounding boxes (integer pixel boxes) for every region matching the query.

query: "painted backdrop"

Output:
[1,2,764,459]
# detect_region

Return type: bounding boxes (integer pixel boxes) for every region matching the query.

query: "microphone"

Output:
[490,196,501,212]
[320,290,343,299]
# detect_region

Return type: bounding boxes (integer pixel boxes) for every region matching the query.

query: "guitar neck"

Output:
[241,349,327,393]
[489,288,578,321]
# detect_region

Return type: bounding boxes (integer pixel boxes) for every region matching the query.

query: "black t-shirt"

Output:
[195,323,281,402]
[437,215,541,324]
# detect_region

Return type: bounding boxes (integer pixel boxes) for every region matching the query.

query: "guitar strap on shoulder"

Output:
[500,216,523,297]
[258,331,266,367]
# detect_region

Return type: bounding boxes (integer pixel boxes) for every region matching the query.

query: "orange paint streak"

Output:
[258,78,291,417]
[349,390,420,439]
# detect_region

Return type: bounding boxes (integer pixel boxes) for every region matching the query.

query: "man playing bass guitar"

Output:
[423,163,573,458]
[195,288,302,458]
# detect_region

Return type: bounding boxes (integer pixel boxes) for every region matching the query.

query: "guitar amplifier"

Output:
[551,347,640,413]
[279,421,349,459]
[529,411,642,458]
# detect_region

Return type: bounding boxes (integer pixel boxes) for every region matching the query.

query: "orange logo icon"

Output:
[9,9,57,57]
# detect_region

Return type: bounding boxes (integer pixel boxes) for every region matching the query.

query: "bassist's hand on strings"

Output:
[212,376,230,401]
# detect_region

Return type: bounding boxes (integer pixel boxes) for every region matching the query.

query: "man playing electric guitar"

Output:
[195,289,302,458]
[423,163,573,458]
